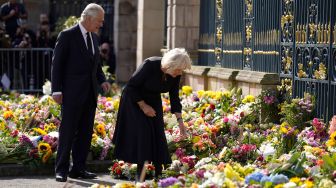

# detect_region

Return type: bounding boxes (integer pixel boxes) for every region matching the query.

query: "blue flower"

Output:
[260,175,272,185]
[270,174,289,185]
[245,172,265,184]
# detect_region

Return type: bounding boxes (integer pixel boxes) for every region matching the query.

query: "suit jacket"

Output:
[51,24,106,105]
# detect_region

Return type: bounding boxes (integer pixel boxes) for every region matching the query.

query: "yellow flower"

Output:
[0,121,5,131]
[290,177,300,184]
[106,97,112,101]
[274,184,284,188]
[326,132,336,147]
[222,91,231,98]
[214,91,222,100]
[242,95,255,103]
[42,149,52,163]
[192,136,201,143]
[197,90,205,98]
[304,180,314,188]
[223,178,237,188]
[96,123,106,137]
[91,133,98,143]
[38,142,51,153]
[182,85,193,96]
[33,128,47,135]
[3,110,14,119]
[224,164,244,181]
[112,99,120,111]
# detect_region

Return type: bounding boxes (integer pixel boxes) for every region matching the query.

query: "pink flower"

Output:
[223,117,229,123]
[329,115,336,135]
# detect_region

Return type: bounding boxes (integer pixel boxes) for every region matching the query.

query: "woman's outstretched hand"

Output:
[138,101,156,117]
[178,122,188,140]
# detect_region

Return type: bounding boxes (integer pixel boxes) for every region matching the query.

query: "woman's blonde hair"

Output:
[161,48,192,73]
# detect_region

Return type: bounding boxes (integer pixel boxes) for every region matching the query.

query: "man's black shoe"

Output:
[55,173,67,182]
[69,170,97,179]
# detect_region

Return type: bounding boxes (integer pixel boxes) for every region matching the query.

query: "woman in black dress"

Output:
[112,48,191,181]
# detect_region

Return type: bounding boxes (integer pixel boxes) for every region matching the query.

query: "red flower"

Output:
[10,130,19,137]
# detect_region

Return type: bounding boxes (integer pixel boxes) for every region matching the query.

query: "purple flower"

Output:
[158,177,179,187]
[195,169,206,179]
[175,148,185,158]
[263,96,275,105]
[19,134,34,147]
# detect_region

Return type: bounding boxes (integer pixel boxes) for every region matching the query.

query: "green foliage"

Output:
[52,16,80,37]
[321,153,336,175]
[254,89,281,124]
[272,152,308,178]
[279,93,315,129]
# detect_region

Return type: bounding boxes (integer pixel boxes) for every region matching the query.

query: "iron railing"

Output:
[0,48,53,93]
[198,0,336,121]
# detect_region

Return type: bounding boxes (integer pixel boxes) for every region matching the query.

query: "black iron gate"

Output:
[198,0,336,121]
[49,0,114,43]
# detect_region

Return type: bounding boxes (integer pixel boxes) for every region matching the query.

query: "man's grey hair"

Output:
[161,48,192,73]
[80,3,104,21]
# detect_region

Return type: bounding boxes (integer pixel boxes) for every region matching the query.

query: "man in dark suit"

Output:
[51,3,110,182]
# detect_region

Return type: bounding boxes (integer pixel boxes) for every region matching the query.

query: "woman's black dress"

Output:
[112,57,182,165]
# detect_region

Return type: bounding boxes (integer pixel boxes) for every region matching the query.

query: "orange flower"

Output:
[316,159,324,166]
[3,110,14,119]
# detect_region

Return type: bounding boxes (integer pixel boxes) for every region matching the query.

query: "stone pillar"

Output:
[136,0,164,67]
[115,0,137,83]
[166,0,200,63]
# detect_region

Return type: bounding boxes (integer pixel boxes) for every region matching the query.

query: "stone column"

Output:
[166,0,200,63]
[115,0,137,83]
[136,0,164,67]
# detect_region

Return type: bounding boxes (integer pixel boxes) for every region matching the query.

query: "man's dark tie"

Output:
[86,32,93,56]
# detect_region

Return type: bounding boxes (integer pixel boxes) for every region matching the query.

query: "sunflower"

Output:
[33,128,47,135]
[42,149,53,163]
[38,142,51,153]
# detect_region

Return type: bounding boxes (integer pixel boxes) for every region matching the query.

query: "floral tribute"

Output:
[110,86,336,188]
[1,82,336,188]
[0,81,120,165]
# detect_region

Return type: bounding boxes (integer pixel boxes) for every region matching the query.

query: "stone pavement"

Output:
[0,174,132,188]
[0,161,133,187]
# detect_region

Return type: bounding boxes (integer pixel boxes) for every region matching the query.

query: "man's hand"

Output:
[101,82,111,93]
[52,94,62,104]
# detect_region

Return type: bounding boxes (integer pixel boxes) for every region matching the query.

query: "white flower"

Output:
[48,131,59,138]
[258,142,276,157]
[283,182,297,188]
[195,157,212,169]
[218,147,228,159]
[96,137,105,147]
[42,80,52,95]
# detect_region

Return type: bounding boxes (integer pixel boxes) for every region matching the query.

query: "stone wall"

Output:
[166,0,200,63]
[136,0,164,67]
[115,0,137,83]
[183,66,280,96]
